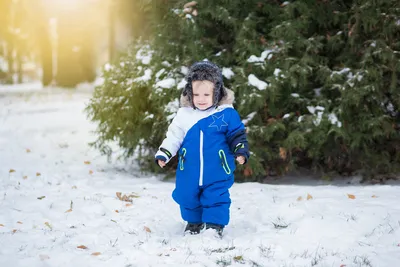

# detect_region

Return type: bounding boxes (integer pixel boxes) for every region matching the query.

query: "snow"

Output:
[248,74,268,90]
[103,63,113,72]
[155,69,166,79]
[0,81,43,93]
[273,68,282,77]
[177,79,186,90]
[328,113,342,127]
[222,68,234,79]
[134,69,152,83]
[155,78,176,89]
[242,112,257,125]
[1,84,400,267]
[247,50,274,63]
[135,46,153,65]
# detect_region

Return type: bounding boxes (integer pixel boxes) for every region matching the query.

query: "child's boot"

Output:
[184,222,205,235]
[205,223,224,237]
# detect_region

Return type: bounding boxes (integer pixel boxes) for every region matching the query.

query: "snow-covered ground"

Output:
[1,84,400,267]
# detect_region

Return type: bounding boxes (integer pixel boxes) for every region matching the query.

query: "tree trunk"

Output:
[6,41,14,84]
[109,1,116,63]
[40,23,53,86]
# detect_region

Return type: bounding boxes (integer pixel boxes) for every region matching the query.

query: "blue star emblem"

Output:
[208,114,228,131]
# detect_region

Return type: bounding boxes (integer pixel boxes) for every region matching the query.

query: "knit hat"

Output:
[182,61,226,109]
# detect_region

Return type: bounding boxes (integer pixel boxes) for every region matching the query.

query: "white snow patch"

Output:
[136,46,153,65]
[104,63,112,71]
[248,74,268,90]
[177,79,187,90]
[242,112,257,125]
[247,49,274,63]
[155,69,166,79]
[222,68,234,79]
[180,66,189,75]
[156,78,176,89]
[134,69,152,82]
[328,113,342,127]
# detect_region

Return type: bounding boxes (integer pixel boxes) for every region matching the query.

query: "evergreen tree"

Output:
[87,0,400,181]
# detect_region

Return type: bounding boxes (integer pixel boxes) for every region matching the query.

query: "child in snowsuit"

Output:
[155,61,249,237]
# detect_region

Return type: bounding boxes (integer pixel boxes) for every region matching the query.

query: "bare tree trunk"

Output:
[6,42,14,84]
[40,23,53,86]
[109,0,116,63]
[16,48,22,83]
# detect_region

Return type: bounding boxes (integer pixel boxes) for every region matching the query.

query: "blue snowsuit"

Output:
[155,89,249,226]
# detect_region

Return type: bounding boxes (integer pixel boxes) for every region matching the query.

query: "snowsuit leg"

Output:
[200,177,234,226]
[172,180,203,223]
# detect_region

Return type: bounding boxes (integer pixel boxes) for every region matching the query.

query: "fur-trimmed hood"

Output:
[180,88,235,108]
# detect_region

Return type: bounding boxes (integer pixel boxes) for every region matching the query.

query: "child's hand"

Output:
[236,156,245,165]
[158,159,166,168]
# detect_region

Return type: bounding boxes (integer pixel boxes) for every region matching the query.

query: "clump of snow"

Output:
[103,63,113,72]
[134,69,152,82]
[274,68,283,77]
[180,66,188,75]
[242,112,257,125]
[247,49,274,63]
[291,93,300,98]
[136,45,153,65]
[165,99,180,120]
[248,74,268,90]
[155,78,176,89]
[162,61,172,67]
[155,69,166,79]
[222,68,234,79]
[177,79,186,90]
[328,113,342,127]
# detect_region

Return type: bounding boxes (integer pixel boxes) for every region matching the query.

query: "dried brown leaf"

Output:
[12,229,17,233]
[347,194,356,199]
[371,195,378,198]
[91,252,101,256]
[307,193,313,200]
[84,161,91,165]
[17,221,23,224]
[9,169,16,173]
[65,209,73,213]
[23,176,28,179]
[116,192,122,200]
[26,149,31,153]
[234,255,243,261]
[297,196,302,201]
[36,172,41,176]
[143,226,151,233]
[125,204,133,207]
[44,222,52,230]
[89,170,93,175]
[77,245,88,249]
[115,210,119,213]
[0,224,4,227]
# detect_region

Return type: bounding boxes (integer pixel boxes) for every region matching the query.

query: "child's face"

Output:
[192,80,214,110]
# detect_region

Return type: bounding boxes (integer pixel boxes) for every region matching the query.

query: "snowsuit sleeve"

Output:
[226,109,250,163]
[155,109,185,163]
